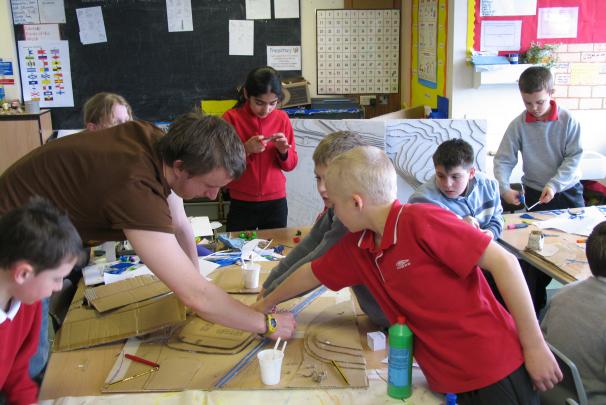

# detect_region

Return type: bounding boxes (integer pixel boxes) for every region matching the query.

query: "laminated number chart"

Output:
[316,9,400,95]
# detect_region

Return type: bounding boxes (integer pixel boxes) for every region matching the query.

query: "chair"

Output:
[540,342,588,405]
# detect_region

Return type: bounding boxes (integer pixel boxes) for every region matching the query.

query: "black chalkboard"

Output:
[13,0,301,128]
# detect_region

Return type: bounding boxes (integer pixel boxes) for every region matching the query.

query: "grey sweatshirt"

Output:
[494,106,582,194]
[263,208,390,328]
[541,277,606,405]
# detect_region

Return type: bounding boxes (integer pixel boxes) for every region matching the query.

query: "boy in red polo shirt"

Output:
[0,199,82,404]
[255,146,562,404]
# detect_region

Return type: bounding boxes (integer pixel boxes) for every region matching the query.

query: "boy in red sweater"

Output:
[255,146,562,404]
[223,66,298,231]
[0,198,82,405]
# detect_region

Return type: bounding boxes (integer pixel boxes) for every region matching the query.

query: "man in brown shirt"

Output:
[0,112,295,342]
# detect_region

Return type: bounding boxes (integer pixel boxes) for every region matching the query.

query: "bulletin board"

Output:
[410,0,447,109]
[316,9,400,95]
[469,0,606,54]
[11,0,301,129]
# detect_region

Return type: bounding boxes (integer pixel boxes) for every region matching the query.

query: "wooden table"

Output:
[40,227,441,404]
[498,211,593,284]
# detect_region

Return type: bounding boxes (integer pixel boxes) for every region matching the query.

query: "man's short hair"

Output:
[0,198,84,274]
[586,221,606,278]
[518,66,554,94]
[156,112,246,178]
[432,139,474,172]
[312,131,367,166]
[326,146,396,205]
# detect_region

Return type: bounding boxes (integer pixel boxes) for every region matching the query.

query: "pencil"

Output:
[125,353,160,368]
[331,360,349,385]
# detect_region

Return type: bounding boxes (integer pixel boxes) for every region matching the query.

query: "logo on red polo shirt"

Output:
[395,259,411,270]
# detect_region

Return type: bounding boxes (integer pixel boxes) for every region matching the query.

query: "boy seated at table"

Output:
[408,139,503,240]
[0,198,83,404]
[255,146,562,404]
[541,221,606,405]
[260,131,389,328]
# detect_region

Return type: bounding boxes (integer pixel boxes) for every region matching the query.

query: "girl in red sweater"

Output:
[223,67,298,231]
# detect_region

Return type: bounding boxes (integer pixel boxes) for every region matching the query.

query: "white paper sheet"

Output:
[480,20,522,52]
[267,46,301,70]
[535,206,605,237]
[246,0,271,20]
[189,216,213,237]
[24,24,60,41]
[537,7,578,39]
[76,7,107,45]
[229,20,254,56]
[480,0,536,17]
[18,40,75,107]
[274,0,299,19]
[11,0,40,24]
[39,0,66,23]
[103,257,220,285]
[166,0,193,32]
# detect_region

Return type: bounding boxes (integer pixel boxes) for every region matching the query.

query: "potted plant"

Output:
[524,42,559,68]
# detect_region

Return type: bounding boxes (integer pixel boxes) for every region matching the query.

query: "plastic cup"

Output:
[257,349,284,385]
[242,262,261,289]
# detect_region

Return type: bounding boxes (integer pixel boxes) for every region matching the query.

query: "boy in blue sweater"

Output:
[494,66,584,313]
[409,138,503,240]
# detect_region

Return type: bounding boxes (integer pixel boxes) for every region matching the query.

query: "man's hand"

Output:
[524,343,563,391]
[244,135,268,155]
[540,186,555,204]
[268,312,296,340]
[502,188,522,205]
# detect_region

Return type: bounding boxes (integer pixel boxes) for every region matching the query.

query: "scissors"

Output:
[519,185,541,211]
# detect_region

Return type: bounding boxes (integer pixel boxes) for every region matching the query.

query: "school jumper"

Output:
[263,208,389,328]
[408,171,504,239]
[0,300,41,405]
[541,276,606,405]
[312,202,536,401]
[223,102,297,231]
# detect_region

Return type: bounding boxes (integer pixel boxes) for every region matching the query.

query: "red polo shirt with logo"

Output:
[311,201,524,393]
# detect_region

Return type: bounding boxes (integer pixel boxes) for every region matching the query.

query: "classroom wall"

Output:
[448,0,606,161]
[0,0,21,100]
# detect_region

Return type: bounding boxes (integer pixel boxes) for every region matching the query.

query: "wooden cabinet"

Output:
[0,110,53,173]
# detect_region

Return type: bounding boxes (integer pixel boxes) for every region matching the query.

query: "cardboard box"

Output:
[84,275,171,313]
[54,279,186,352]
[281,77,311,108]
[370,105,426,120]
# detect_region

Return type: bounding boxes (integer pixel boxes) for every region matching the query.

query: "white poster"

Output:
[39,0,66,24]
[246,0,271,19]
[267,46,301,70]
[537,7,578,39]
[229,20,254,56]
[18,40,74,107]
[24,24,61,41]
[166,0,193,32]
[76,7,107,45]
[11,0,40,24]
[274,0,299,19]
[480,0,536,17]
[480,20,522,51]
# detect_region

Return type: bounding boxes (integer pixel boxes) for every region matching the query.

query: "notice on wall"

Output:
[537,7,578,39]
[229,20,254,56]
[418,0,438,88]
[274,0,299,19]
[76,7,107,45]
[480,20,522,51]
[246,0,271,20]
[267,46,301,70]
[166,0,193,32]
[11,0,65,24]
[18,40,74,107]
[480,0,536,17]
[24,24,61,41]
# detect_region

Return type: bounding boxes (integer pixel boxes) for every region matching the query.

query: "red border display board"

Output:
[473,0,606,53]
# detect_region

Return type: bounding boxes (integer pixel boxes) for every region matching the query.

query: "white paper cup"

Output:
[257,349,284,385]
[242,262,261,289]
[24,100,40,114]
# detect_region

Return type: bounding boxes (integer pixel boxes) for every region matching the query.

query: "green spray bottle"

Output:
[387,315,413,399]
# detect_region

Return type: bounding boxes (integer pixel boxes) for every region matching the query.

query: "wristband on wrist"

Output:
[264,313,278,336]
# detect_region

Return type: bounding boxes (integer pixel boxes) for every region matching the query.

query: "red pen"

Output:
[125,353,160,368]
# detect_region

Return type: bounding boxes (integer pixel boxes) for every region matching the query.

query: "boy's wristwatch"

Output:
[264,313,278,336]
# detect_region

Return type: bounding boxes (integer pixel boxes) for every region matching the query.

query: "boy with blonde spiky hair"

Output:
[255,146,562,404]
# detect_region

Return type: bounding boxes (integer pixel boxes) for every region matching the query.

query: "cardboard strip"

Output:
[84,275,171,313]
